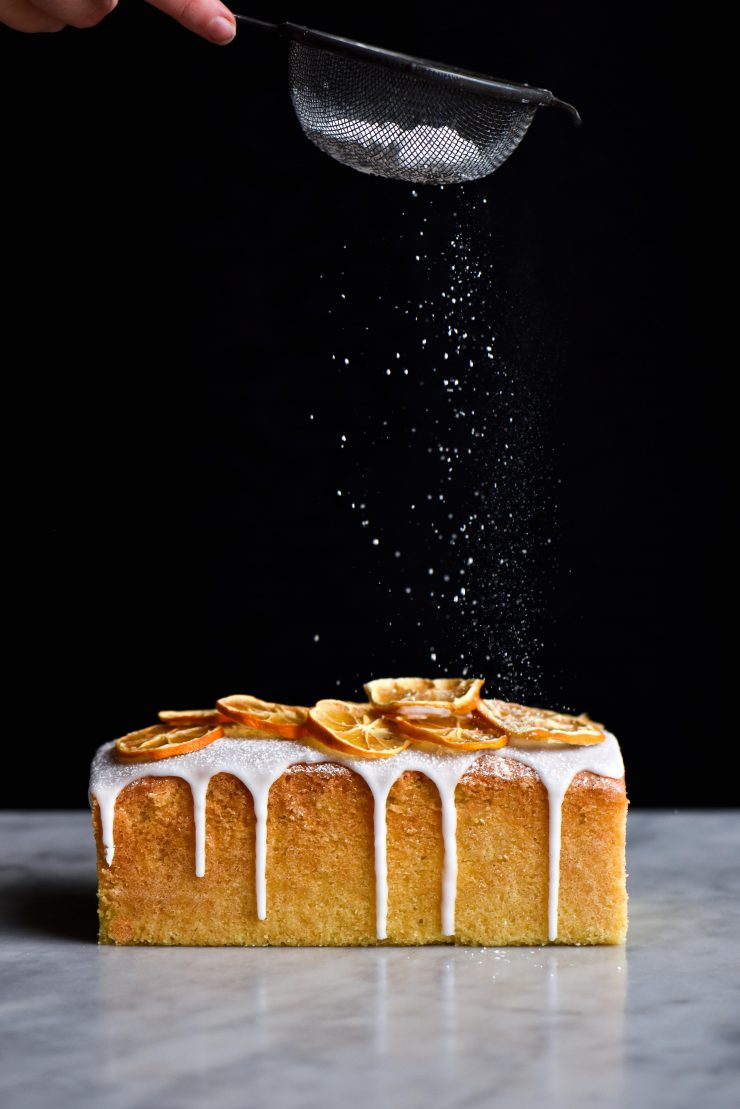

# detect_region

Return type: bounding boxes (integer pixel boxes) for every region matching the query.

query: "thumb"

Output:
[146,0,236,45]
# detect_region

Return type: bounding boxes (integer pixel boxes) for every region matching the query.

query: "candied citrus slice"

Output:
[364,676,484,715]
[391,713,508,752]
[158,709,227,727]
[220,722,284,739]
[114,724,224,763]
[476,699,604,747]
[216,694,309,739]
[307,700,410,758]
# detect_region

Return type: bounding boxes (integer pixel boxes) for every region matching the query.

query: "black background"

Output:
[1,2,722,807]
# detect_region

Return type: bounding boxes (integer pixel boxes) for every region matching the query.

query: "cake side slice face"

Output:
[92,738,627,947]
[558,770,628,944]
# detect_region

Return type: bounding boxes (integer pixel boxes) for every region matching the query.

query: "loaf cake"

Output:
[90,679,628,946]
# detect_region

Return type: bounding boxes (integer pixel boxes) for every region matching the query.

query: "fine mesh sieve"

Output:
[235,15,580,185]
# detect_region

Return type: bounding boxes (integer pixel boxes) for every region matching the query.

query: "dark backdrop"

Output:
[1,2,721,807]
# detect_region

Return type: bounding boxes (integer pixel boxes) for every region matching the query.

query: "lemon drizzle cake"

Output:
[89,679,628,946]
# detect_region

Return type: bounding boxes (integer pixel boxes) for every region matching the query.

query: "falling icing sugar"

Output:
[90,733,623,942]
[323,189,555,694]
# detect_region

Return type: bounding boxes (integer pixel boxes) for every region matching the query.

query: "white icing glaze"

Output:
[89,732,623,942]
[191,777,209,879]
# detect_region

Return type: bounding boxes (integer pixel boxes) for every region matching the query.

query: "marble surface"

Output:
[1,812,738,1109]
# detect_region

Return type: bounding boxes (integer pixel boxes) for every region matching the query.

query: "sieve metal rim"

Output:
[234,15,581,124]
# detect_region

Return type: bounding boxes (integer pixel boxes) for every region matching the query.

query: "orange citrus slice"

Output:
[158,709,227,727]
[216,694,309,739]
[391,713,508,752]
[114,724,224,763]
[364,676,484,716]
[220,722,284,739]
[307,700,410,759]
[476,700,604,747]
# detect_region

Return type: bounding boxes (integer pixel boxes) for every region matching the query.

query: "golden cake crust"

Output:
[93,753,627,946]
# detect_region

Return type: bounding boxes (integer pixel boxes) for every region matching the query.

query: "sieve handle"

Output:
[233,15,581,123]
[234,15,281,31]
[234,14,284,31]
[233,16,331,39]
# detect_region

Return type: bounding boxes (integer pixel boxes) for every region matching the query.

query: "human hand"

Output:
[0,0,237,44]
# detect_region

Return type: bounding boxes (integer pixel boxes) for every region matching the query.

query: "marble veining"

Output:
[1,811,739,1109]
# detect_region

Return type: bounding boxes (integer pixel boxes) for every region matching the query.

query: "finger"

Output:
[29,0,117,29]
[0,0,66,31]
[146,0,236,45]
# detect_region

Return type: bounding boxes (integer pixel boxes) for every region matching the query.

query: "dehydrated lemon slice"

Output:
[221,723,281,739]
[307,700,410,758]
[364,676,484,715]
[114,724,224,763]
[476,699,604,747]
[391,713,508,752]
[158,709,227,727]
[216,694,309,739]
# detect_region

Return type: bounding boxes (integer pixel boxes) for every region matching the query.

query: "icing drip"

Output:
[371,781,391,940]
[191,777,209,879]
[89,733,623,942]
[253,789,269,921]
[438,787,459,937]
[547,787,564,942]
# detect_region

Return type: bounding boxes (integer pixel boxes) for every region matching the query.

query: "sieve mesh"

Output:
[289,41,539,185]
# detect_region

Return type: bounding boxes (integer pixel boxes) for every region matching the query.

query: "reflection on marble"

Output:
[1,812,738,1109]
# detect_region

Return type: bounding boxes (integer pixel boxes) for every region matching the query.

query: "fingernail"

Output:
[207,16,236,44]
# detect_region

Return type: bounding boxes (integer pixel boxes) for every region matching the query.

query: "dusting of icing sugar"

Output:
[89,732,623,942]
